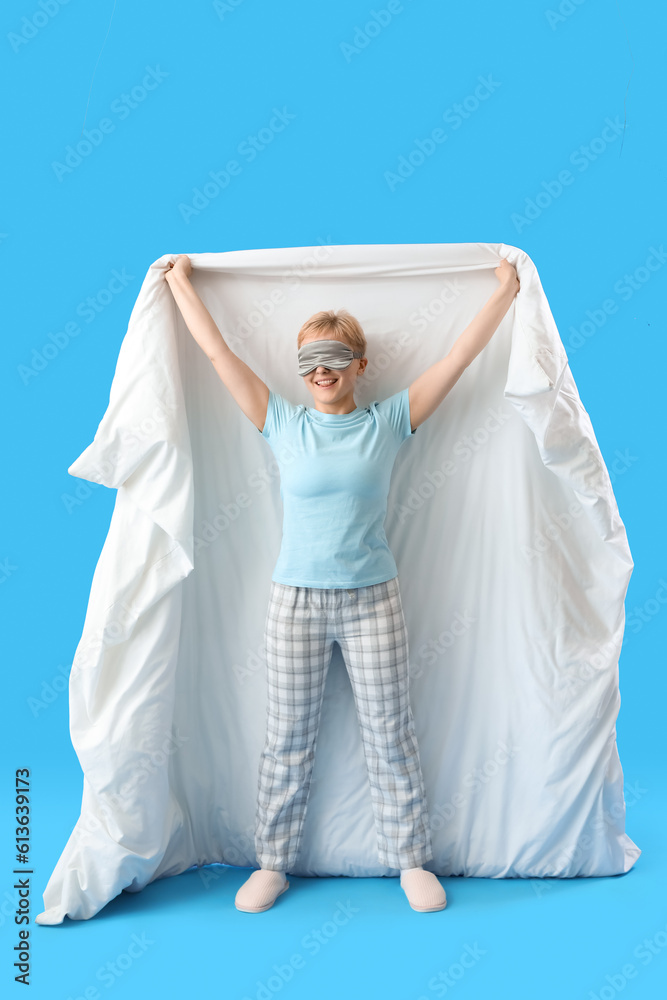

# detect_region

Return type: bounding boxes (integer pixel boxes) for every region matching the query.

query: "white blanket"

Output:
[36,242,640,925]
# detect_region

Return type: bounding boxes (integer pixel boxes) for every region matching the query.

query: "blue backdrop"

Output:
[3,1,665,998]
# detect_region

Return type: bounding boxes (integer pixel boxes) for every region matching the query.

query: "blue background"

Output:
[3,1,665,997]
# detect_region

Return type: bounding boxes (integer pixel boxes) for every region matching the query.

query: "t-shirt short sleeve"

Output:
[374,386,416,443]
[260,389,301,444]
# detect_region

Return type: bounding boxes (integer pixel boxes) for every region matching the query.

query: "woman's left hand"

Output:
[495,258,520,297]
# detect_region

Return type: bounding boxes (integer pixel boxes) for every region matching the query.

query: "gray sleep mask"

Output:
[297,339,364,376]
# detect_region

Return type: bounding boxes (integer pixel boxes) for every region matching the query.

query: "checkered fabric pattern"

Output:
[255,575,434,871]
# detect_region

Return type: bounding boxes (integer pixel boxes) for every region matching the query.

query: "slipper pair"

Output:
[235,867,447,913]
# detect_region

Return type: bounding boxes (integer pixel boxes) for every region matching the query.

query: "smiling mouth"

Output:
[315,378,338,387]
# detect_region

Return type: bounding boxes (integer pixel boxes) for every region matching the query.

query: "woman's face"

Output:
[300,333,367,406]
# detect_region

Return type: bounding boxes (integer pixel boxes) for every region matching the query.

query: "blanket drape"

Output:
[36,242,640,925]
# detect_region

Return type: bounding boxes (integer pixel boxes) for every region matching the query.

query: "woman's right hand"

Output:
[165,254,192,282]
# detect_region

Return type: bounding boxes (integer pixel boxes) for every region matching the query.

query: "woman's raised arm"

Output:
[164,255,269,432]
[407,258,520,432]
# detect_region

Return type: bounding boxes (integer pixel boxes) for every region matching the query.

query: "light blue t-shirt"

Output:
[258,386,417,589]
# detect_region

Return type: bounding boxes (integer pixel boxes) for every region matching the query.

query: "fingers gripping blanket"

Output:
[36,242,640,925]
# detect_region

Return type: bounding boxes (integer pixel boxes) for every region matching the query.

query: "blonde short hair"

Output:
[297,309,367,356]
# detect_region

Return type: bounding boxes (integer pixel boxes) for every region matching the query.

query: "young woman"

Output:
[164,253,520,914]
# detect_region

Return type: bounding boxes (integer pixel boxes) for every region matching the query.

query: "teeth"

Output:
[316,379,336,385]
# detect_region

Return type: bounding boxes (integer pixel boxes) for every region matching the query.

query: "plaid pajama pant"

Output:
[254,575,434,871]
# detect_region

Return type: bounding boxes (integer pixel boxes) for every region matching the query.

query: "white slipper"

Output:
[235,869,290,912]
[400,869,447,912]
